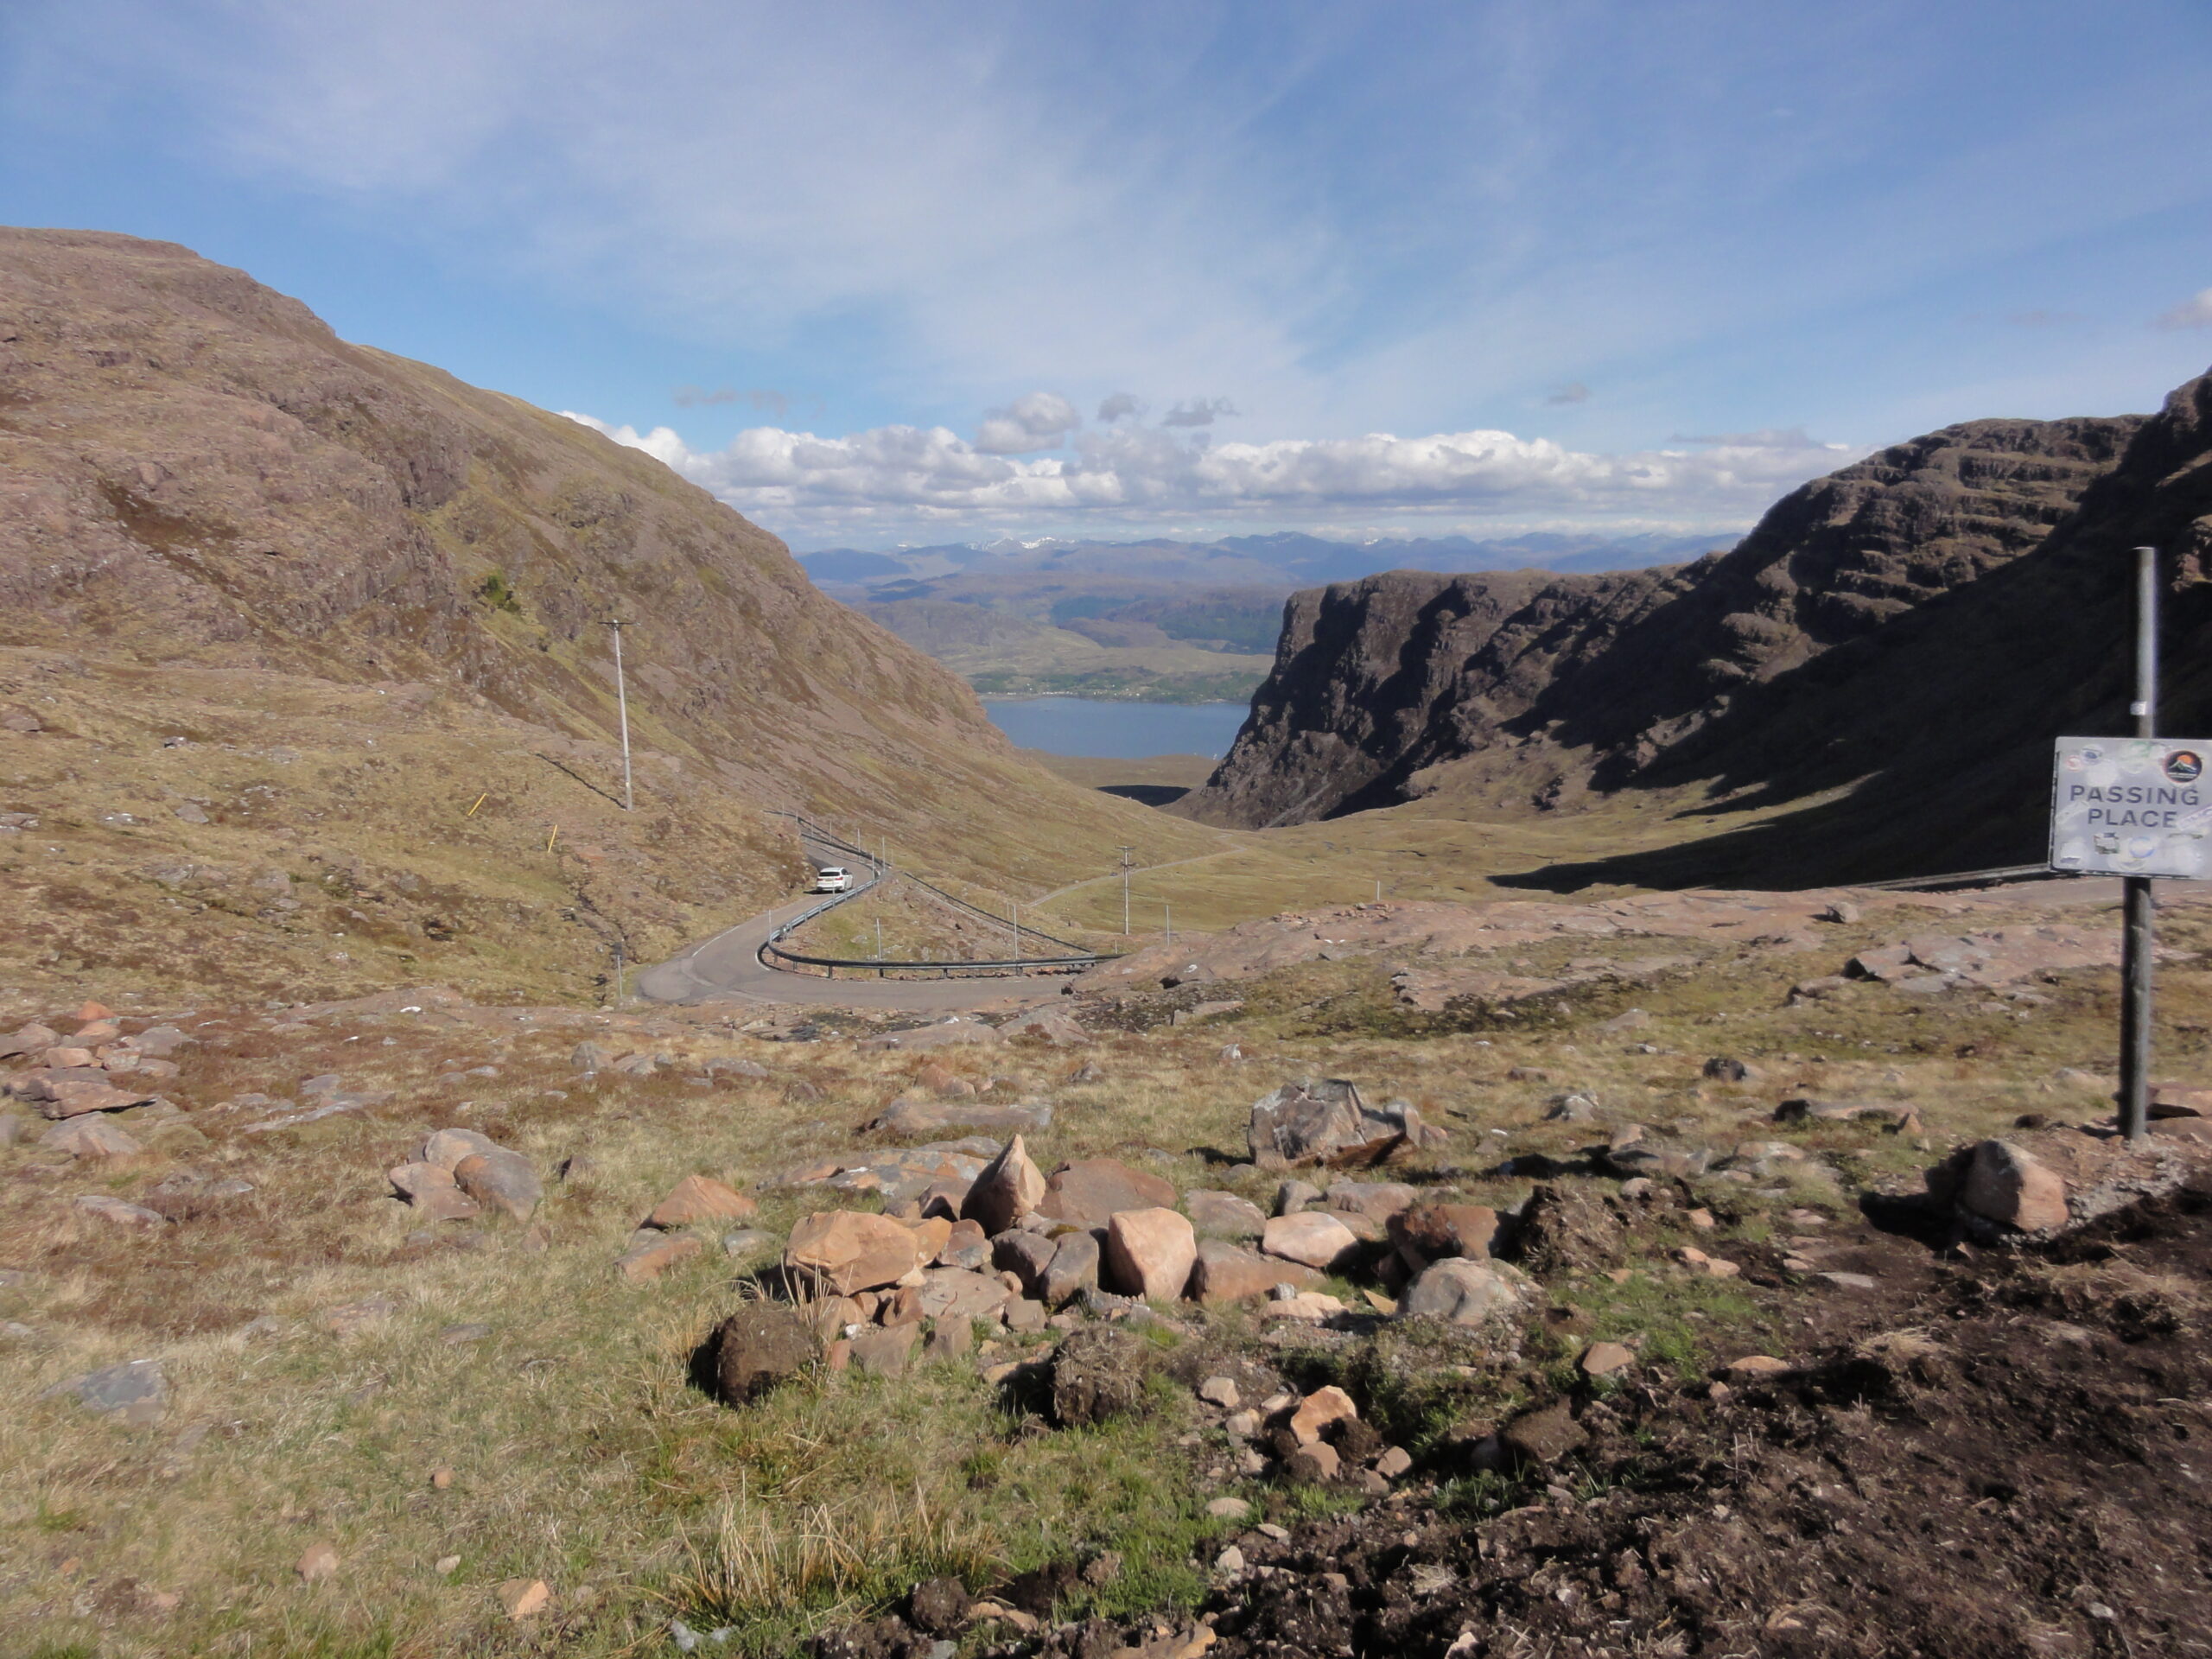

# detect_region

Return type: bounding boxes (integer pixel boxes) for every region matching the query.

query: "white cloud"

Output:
[560,408,1866,543]
[972,391,1080,454]
[1096,392,1145,423]
[2156,289,2212,330]
[1160,397,1238,428]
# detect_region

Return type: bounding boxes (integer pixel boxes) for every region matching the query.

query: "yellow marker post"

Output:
[546,826,560,854]
[467,793,487,817]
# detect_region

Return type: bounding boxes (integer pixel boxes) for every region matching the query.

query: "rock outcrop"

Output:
[1181,389,2212,884]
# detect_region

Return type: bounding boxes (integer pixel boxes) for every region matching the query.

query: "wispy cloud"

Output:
[562,407,1866,543]
[1160,397,1238,429]
[2156,289,2212,331]
[1669,426,1838,450]
[673,385,794,416]
[1096,392,1146,423]
[1544,382,1592,406]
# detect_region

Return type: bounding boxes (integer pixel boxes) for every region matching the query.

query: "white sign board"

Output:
[2050,736,2212,877]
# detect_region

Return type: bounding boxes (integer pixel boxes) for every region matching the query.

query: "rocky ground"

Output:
[6,879,2212,1656]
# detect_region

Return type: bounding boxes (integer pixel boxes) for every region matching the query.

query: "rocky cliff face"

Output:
[0,229,1211,1002]
[1185,392,2212,883]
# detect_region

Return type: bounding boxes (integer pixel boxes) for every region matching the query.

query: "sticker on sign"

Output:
[2050,737,2212,877]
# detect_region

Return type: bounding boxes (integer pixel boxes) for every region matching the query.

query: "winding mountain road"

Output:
[634,829,1088,1011]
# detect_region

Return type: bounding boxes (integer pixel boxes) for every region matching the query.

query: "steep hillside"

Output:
[0,228,1217,1002]
[1180,401,2190,884]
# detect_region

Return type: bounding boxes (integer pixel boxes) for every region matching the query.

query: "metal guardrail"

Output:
[763,811,1117,979]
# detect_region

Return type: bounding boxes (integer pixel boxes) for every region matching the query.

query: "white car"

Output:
[812,866,854,893]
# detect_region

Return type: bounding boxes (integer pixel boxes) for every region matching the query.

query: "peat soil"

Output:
[838,1179,2212,1659]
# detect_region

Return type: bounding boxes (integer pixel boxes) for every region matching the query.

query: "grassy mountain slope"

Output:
[0,228,1217,1003]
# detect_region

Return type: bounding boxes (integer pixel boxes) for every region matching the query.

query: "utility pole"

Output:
[1165,901,1173,949]
[1118,846,1135,937]
[609,619,635,812]
[2119,546,2159,1142]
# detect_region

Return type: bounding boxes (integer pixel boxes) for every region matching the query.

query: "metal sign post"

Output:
[2048,548,2199,1143]
[2120,547,2159,1142]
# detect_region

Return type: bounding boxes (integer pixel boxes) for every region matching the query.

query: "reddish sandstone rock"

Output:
[646,1174,757,1229]
[1036,1159,1178,1228]
[1103,1207,1198,1301]
[785,1211,922,1296]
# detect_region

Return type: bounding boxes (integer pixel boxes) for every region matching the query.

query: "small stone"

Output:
[1701,1057,1752,1082]
[1284,1441,1340,1482]
[1223,1408,1260,1438]
[1722,1354,1792,1380]
[721,1227,774,1258]
[909,1576,973,1635]
[1375,1446,1413,1478]
[1580,1341,1636,1376]
[1198,1376,1241,1409]
[1686,1208,1716,1231]
[296,1543,340,1583]
[431,1466,454,1489]
[1214,1545,1246,1573]
[1817,1271,1878,1291]
[1039,1230,1101,1306]
[439,1322,492,1344]
[1387,1203,1499,1267]
[1205,1497,1250,1520]
[499,1579,551,1621]
[1274,1179,1320,1216]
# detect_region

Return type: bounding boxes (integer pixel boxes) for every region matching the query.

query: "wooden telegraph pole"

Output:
[2118,546,2158,1142]
[609,619,635,812]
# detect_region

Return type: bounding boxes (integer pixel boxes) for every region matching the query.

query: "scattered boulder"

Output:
[963,1136,1047,1235]
[1261,1211,1360,1272]
[499,1580,552,1622]
[1325,1179,1418,1221]
[31,1078,157,1119]
[1388,1203,1499,1268]
[786,1211,922,1296]
[1287,1385,1357,1445]
[866,1098,1052,1136]
[1247,1077,1444,1169]
[712,1306,819,1403]
[993,1231,1057,1295]
[1283,1441,1340,1483]
[1398,1258,1529,1327]
[647,1175,757,1229]
[1274,1179,1321,1217]
[850,1322,921,1378]
[1701,1057,1752,1083]
[1580,1341,1636,1376]
[939,1217,990,1271]
[45,1357,167,1423]
[1184,1189,1267,1240]
[917,1267,1014,1322]
[1954,1138,2071,1233]
[999,1008,1090,1046]
[1051,1325,1150,1426]
[388,1162,482,1224]
[1103,1206,1198,1300]
[1039,1231,1101,1306]
[1189,1240,1318,1306]
[41,1116,142,1159]
[0,1022,60,1058]
[617,1235,703,1282]
[452,1150,543,1221]
[1502,1401,1586,1465]
[1036,1159,1178,1228]
[74,1194,168,1230]
[416,1128,500,1170]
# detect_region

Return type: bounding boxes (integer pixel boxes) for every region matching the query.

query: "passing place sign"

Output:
[2051,736,2212,877]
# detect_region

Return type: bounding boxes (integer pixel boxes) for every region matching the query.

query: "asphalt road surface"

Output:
[636,836,1082,1010]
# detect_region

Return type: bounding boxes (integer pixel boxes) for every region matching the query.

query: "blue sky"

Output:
[5,0,2210,549]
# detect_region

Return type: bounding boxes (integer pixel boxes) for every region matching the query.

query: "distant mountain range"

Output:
[802,531,1730,702]
[798,529,1729,591]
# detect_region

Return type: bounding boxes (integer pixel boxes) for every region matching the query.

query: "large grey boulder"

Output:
[1397,1258,1530,1326]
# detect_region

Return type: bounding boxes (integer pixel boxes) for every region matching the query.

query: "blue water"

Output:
[982,697,1250,759]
